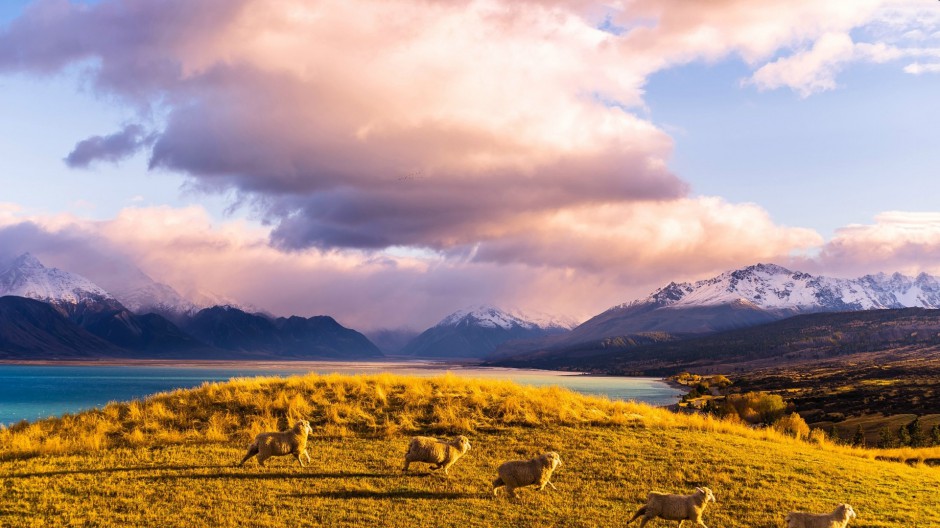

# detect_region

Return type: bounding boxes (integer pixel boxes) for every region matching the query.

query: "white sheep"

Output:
[238,420,313,467]
[628,487,716,527]
[402,435,471,475]
[786,504,856,528]
[491,451,562,499]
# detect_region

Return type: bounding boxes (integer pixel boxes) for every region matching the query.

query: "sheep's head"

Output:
[453,435,471,453]
[696,487,715,503]
[294,420,313,436]
[837,504,856,521]
[541,452,562,470]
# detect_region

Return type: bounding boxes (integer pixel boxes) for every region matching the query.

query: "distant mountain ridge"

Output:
[0,254,382,360]
[182,305,383,359]
[621,263,940,312]
[401,305,574,358]
[549,263,940,348]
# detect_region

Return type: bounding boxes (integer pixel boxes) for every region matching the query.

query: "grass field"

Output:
[1,373,938,527]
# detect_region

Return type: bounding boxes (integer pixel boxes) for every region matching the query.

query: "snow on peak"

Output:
[11,252,44,269]
[617,263,940,313]
[436,305,576,330]
[0,253,113,304]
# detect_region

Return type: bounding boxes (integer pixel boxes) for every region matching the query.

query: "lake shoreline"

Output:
[0,362,683,425]
[0,358,670,382]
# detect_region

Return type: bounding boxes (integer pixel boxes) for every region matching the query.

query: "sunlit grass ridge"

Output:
[3,372,937,463]
[1,373,939,527]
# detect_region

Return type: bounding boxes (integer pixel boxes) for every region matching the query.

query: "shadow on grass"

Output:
[3,465,228,479]
[142,471,393,481]
[285,490,481,500]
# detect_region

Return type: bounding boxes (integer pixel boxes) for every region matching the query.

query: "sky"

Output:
[1,0,939,330]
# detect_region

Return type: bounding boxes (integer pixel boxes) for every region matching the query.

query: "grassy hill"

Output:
[1,373,938,527]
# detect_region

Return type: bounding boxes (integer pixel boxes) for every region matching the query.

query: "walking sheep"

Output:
[492,451,562,499]
[402,435,471,475]
[786,504,856,528]
[628,487,716,527]
[238,420,313,468]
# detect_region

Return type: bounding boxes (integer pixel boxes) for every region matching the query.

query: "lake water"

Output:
[0,362,684,425]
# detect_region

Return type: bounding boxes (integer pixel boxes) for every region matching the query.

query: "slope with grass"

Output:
[1,374,938,527]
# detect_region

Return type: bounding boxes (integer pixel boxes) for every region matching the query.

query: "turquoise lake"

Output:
[0,362,684,425]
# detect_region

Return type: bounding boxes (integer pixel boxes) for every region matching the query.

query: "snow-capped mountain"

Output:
[0,253,114,306]
[564,263,940,344]
[88,264,198,317]
[401,305,574,358]
[624,263,940,312]
[436,305,577,331]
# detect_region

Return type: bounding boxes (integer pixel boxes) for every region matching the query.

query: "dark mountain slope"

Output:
[184,306,382,359]
[0,296,122,358]
[488,308,940,375]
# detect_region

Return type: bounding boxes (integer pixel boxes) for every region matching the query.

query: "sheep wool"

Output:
[492,451,562,499]
[238,420,313,468]
[628,487,716,528]
[402,435,471,475]
[786,504,857,528]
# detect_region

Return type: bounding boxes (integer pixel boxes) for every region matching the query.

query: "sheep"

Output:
[786,504,856,528]
[238,420,313,468]
[491,451,562,499]
[402,435,471,475]
[628,487,716,527]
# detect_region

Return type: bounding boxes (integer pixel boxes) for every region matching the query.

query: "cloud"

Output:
[747,33,858,97]
[811,212,940,277]
[64,124,155,168]
[1,0,929,254]
[904,62,940,74]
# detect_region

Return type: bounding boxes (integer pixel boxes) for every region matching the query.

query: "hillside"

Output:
[489,308,940,375]
[0,374,937,527]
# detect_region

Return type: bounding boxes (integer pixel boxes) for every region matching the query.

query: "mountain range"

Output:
[6,253,940,363]
[510,263,940,355]
[0,254,380,360]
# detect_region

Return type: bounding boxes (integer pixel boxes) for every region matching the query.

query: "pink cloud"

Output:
[808,212,940,277]
[2,0,924,254]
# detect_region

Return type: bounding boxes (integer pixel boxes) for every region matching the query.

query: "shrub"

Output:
[774,412,810,440]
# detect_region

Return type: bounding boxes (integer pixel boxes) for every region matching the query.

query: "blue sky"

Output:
[645,58,940,239]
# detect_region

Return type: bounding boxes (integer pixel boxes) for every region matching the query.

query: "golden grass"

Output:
[0,373,938,527]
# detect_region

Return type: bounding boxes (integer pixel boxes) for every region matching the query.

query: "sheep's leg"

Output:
[628,507,646,525]
[402,459,411,472]
[301,449,311,465]
[257,454,268,467]
[294,452,306,467]
[506,486,517,500]
[492,477,504,497]
[238,445,259,467]
[441,462,453,475]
